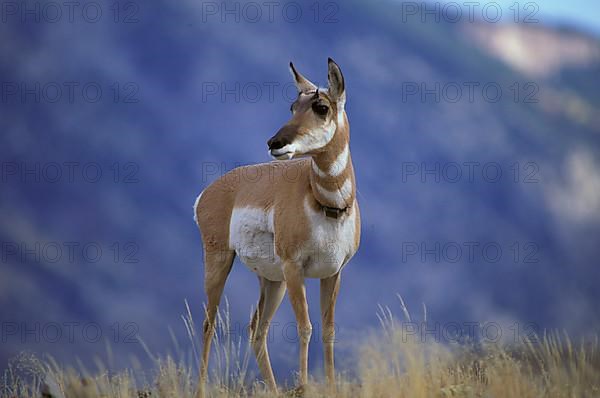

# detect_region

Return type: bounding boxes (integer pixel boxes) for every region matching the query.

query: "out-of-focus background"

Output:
[1,0,600,381]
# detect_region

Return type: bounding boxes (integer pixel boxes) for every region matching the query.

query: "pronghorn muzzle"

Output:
[268,124,299,160]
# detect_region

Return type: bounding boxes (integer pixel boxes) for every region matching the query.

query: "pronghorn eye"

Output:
[312,103,329,116]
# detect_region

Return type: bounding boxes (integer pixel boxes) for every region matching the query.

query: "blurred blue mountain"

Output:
[1,0,600,379]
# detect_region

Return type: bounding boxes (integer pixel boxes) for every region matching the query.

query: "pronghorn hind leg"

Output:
[249,276,286,391]
[248,276,265,341]
[196,249,235,398]
[283,261,311,388]
[320,272,341,391]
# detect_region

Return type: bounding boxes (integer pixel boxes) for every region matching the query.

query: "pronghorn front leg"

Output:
[320,272,341,391]
[283,261,311,388]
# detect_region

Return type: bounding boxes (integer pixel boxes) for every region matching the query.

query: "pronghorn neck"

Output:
[309,112,355,213]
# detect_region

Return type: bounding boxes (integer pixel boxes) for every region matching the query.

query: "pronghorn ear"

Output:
[327,57,345,107]
[289,62,317,94]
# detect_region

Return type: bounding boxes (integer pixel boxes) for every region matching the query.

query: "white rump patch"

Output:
[193,190,204,225]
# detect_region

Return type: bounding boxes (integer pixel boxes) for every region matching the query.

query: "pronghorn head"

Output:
[268,58,346,160]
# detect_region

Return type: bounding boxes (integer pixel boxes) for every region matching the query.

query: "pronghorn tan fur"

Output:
[194,58,360,397]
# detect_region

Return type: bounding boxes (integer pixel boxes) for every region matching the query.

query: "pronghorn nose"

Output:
[267,136,286,150]
[268,124,296,151]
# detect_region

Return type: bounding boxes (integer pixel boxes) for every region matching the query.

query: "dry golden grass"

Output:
[2,300,599,398]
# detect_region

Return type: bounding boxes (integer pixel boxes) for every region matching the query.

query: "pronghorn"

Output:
[194,58,360,396]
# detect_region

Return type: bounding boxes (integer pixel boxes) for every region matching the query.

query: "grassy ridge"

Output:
[3,302,599,397]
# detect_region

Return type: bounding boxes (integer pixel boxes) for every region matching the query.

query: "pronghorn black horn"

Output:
[312,88,319,100]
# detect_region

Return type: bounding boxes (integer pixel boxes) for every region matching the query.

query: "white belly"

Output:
[229,202,358,281]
